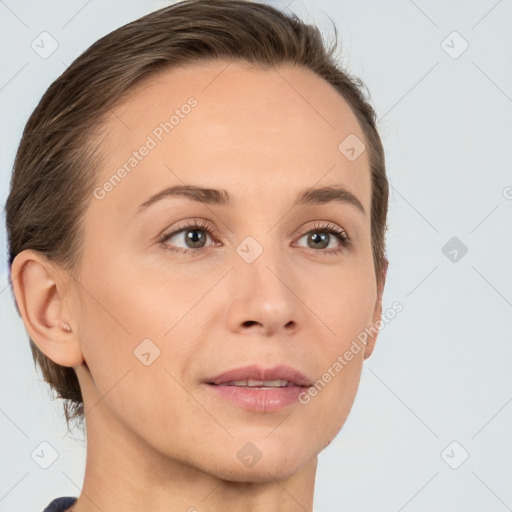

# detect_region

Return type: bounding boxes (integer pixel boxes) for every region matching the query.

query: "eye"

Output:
[158,219,350,256]
[158,219,218,254]
[294,221,350,255]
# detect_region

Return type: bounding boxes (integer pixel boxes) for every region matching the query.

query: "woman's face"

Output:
[69,60,383,481]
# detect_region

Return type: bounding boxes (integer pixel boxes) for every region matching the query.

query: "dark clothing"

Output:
[43,497,78,512]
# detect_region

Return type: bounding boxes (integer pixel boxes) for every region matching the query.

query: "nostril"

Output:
[242,320,259,327]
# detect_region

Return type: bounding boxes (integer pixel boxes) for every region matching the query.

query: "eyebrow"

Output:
[134,184,366,217]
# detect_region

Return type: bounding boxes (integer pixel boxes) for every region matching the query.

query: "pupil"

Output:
[186,229,205,248]
[310,232,328,249]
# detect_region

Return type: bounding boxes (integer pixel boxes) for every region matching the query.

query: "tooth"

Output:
[263,379,287,387]
[217,379,291,387]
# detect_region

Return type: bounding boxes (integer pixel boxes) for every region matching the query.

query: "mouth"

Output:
[203,365,313,412]
[205,364,313,387]
[212,379,305,388]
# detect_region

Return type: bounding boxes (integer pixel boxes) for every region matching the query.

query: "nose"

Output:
[224,245,303,338]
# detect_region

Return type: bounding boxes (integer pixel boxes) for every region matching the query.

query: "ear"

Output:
[363,257,388,360]
[10,249,84,367]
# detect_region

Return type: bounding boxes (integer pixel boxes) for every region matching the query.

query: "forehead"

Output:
[93,60,371,218]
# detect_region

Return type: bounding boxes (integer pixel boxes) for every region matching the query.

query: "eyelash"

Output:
[158,219,351,256]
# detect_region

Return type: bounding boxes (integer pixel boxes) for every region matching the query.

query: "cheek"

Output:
[300,348,365,450]
[296,267,375,426]
[73,250,204,415]
[71,257,166,406]
[75,247,179,345]
[307,267,377,350]
[73,275,197,442]
[322,355,364,445]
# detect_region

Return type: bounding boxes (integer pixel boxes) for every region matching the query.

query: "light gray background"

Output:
[1,1,511,511]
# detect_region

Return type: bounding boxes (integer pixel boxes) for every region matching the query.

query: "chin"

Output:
[210,459,309,484]
[199,441,316,484]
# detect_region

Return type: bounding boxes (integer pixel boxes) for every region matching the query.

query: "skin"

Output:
[12,60,386,512]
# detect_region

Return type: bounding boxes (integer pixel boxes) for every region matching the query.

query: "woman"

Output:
[5,1,389,510]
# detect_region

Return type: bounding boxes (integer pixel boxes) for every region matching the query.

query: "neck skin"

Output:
[67,367,317,512]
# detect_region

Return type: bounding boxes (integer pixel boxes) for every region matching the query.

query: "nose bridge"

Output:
[227,230,300,335]
[235,230,288,290]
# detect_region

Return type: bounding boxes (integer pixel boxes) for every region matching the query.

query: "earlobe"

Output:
[61,322,72,332]
[10,249,83,367]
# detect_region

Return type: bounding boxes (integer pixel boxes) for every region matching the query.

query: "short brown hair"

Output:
[5,0,389,430]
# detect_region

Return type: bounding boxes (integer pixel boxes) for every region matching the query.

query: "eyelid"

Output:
[158,218,350,254]
[158,218,218,240]
[304,220,348,238]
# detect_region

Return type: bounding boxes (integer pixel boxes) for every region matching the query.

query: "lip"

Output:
[205,364,313,387]
[203,364,313,413]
